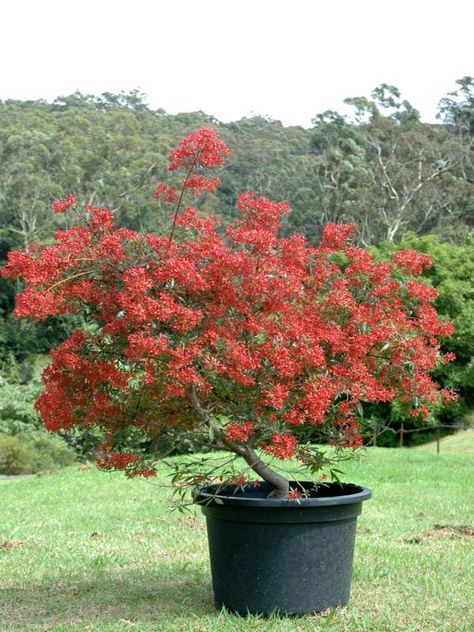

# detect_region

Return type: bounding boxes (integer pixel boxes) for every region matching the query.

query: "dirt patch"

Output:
[406,523,474,544]
[176,515,206,529]
[90,531,104,539]
[0,539,26,549]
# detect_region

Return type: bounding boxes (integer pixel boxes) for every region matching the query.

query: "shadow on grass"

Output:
[1,564,215,628]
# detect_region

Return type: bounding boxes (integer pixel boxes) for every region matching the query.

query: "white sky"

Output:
[1,0,472,127]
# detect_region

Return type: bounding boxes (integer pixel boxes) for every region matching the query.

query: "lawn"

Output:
[1,447,473,632]
[416,427,474,455]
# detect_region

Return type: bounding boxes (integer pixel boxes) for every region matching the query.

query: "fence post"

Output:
[399,421,404,447]
[436,423,441,454]
[373,423,378,446]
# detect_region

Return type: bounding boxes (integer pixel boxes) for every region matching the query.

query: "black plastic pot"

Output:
[194,480,371,616]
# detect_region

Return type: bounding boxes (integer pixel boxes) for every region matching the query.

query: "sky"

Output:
[1,0,472,127]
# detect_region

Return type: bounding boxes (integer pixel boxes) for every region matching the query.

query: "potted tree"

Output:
[1,128,455,615]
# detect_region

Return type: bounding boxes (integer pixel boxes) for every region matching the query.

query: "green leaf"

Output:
[209,425,215,443]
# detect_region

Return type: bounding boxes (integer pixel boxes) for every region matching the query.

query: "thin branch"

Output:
[45,269,95,291]
[165,154,201,255]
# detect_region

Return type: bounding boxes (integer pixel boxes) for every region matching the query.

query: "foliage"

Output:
[358,234,474,445]
[1,129,456,498]
[0,83,472,257]
[310,85,474,244]
[25,431,76,472]
[0,366,77,473]
[0,433,34,474]
[0,430,75,475]
[0,360,87,465]
[438,76,474,182]
[0,364,51,463]
[373,234,474,407]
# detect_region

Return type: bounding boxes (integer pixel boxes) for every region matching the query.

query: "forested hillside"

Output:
[0,79,472,462]
[1,80,473,250]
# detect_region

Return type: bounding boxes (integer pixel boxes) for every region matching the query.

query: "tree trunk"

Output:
[189,389,290,499]
[242,446,290,498]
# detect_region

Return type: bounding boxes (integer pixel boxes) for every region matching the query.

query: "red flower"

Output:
[225,422,254,443]
[320,223,357,250]
[154,182,178,203]
[261,384,289,409]
[84,205,114,230]
[184,175,220,196]
[96,449,138,471]
[393,249,433,275]
[51,194,77,213]
[168,128,231,171]
[288,489,301,500]
[264,433,298,460]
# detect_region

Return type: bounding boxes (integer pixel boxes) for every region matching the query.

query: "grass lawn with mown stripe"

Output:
[1,446,473,631]
[416,427,474,455]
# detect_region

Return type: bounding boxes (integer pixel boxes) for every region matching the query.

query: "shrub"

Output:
[0,379,43,437]
[0,433,35,475]
[0,430,75,475]
[27,431,76,471]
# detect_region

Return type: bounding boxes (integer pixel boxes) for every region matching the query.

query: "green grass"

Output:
[1,448,473,631]
[416,428,474,454]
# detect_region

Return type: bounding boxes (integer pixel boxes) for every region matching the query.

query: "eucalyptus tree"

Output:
[310,84,473,244]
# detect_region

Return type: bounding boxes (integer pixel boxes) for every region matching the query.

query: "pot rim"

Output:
[194,480,372,508]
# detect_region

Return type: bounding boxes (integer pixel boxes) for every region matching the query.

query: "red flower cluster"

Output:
[154,182,178,203]
[287,489,301,500]
[1,127,456,479]
[184,175,220,196]
[225,422,254,443]
[320,223,357,250]
[393,249,433,275]
[51,194,78,213]
[264,433,298,460]
[168,127,231,171]
[97,446,156,478]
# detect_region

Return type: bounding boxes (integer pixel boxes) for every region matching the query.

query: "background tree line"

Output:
[0,79,473,467]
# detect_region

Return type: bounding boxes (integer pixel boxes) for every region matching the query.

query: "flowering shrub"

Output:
[1,128,456,498]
